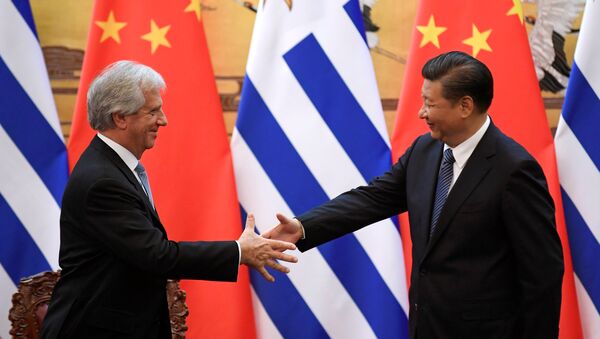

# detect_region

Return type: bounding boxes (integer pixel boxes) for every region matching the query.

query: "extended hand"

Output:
[238,214,298,282]
[262,213,304,244]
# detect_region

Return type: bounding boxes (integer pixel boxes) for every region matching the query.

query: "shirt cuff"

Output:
[235,240,241,265]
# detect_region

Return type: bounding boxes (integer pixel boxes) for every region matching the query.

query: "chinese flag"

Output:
[391,0,582,337]
[67,1,256,337]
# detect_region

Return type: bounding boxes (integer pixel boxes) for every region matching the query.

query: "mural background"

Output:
[29,0,581,142]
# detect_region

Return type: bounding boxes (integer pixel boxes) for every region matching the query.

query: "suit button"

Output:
[414,303,418,311]
[419,269,427,276]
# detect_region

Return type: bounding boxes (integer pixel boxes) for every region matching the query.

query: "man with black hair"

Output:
[265,51,564,338]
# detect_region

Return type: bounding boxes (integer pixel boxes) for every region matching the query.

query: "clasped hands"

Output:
[237,213,304,282]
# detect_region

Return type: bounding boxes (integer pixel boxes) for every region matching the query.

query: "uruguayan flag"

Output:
[0,0,68,335]
[231,1,409,337]
[555,1,600,338]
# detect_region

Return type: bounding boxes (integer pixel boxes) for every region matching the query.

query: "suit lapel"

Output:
[91,136,163,226]
[414,141,445,250]
[424,124,498,256]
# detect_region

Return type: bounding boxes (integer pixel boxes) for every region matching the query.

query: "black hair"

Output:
[421,51,493,113]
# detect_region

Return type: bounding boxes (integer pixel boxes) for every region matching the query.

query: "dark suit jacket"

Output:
[297,123,564,339]
[41,136,240,339]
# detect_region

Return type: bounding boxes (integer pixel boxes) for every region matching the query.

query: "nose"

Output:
[418,105,427,119]
[158,111,168,126]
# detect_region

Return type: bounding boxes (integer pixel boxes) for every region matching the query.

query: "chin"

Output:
[429,131,441,141]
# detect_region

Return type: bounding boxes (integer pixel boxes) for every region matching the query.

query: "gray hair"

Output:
[87,60,166,131]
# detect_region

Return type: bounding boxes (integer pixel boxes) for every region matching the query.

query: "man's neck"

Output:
[100,130,142,159]
[448,113,488,147]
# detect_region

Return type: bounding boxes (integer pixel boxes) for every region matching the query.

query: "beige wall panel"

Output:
[30,0,93,49]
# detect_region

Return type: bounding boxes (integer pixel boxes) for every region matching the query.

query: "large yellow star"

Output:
[95,11,127,43]
[141,20,171,54]
[416,15,447,48]
[506,0,524,24]
[184,0,202,21]
[462,24,492,57]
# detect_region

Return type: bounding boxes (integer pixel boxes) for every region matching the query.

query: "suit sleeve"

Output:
[296,138,418,251]
[83,178,239,281]
[502,159,563,338]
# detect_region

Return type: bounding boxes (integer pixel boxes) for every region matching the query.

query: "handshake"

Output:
[237,213,304,282]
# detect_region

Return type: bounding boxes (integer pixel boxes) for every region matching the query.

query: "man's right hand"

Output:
[262,213,304,244]
[238,214,298,282]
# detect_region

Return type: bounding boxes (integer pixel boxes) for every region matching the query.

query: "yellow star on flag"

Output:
[95,11,127,43]
[416,15,447,48]
[506,0,524,24]
[184,0,202,21]
[462,24,492,57]
[141,20,171,54]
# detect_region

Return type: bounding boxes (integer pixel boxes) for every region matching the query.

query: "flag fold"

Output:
[232,1,409,338]
[555,1,600,337]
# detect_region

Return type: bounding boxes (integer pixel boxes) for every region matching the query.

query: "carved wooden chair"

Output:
[8,271,188,338]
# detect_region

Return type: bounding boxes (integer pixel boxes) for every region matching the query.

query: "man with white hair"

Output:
[41,61,297,338]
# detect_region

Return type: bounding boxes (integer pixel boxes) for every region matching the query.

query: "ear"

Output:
[111,112,128,130]
[459,96,475,118]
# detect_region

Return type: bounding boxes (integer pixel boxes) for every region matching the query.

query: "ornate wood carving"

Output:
[8,271,188,338]
[9,271,60,338]
[166,280,189,339]
[216,76,244,112]
[43,46,83,81]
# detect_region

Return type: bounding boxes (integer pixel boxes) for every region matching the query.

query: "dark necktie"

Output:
[430,148,455,237]
[135,162,154,209]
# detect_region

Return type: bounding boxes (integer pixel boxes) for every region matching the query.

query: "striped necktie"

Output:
[430,148,455,237]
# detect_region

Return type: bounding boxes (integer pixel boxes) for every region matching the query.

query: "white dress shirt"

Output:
[444,116,490,191]
[97,133,144,186]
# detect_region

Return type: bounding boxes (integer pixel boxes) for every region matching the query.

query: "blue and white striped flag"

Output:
[555,0,600,337]
[0,0,68,336]
[231,0,409,337]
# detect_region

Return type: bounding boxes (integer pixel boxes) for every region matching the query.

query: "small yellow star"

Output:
[462,24,492,57]
[416,15,447,49]
[95,11,127,43]
[184,0,202,21]
[141,20,171,54]
[506,0,524,24]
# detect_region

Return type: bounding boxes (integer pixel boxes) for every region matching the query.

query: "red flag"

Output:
[391,1,582,337]
[68,1,256,337]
